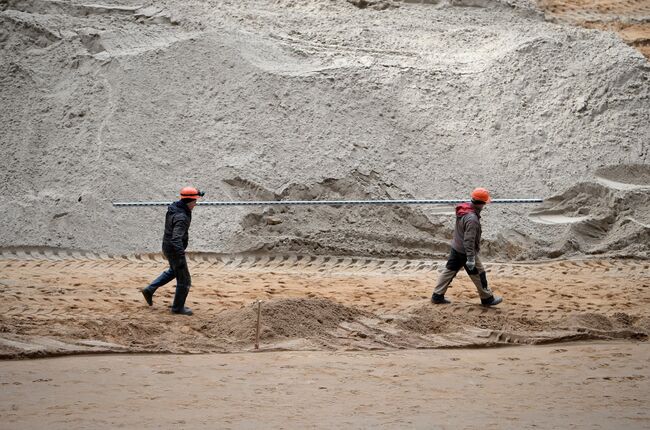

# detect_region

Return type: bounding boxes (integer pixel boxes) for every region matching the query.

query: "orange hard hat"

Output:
[179,186,204,200]
[470,187,491,203]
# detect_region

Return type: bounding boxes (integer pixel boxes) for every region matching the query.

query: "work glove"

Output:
[466,257,476,271]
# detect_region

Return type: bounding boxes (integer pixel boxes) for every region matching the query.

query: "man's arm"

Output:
[170,215,188,258]
[463,217,479,263]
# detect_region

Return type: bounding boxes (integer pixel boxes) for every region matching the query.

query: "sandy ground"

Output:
[1,342,649,429]
[1,249,648,356]
[1,0,648,428]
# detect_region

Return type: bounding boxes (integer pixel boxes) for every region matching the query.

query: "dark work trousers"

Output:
[433,248,493,299]
[144,251,191,310]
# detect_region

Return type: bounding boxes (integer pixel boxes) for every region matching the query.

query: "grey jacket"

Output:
[450,203,481,259]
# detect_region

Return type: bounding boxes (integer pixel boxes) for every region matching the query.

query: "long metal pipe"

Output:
[113,198,543,207]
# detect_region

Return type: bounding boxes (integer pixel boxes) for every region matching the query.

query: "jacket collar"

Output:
[175,200,192,216]
[455,202,481,218]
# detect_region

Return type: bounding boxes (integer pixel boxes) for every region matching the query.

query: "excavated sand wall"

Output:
[1,0,648,259]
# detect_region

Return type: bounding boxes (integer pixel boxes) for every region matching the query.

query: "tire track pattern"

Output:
[0,248,442,275]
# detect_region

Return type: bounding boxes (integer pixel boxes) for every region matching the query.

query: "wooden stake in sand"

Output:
[255,300,262,350]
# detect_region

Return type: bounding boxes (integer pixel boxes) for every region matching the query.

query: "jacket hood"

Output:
[456,202,479,218]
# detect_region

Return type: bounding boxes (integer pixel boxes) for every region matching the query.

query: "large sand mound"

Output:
[1,0,648,259]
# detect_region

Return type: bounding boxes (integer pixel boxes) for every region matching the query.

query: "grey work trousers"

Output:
[433,248,493,299]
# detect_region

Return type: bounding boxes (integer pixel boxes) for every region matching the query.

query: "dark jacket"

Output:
[450,203,481,259]
[162,200,192,258]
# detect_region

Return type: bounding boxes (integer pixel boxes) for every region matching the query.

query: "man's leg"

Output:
[432,268,458,303]
[170,256,192,315]
[432,249,464,303]
[145,268,175,293]
[142,266,175,306]
[465,255,502,305]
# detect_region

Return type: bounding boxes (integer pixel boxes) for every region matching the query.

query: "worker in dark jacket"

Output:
[141,187,204,315]
[431,187,502,306]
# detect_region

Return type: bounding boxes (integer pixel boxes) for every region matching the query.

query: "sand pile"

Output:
[528,164,650,258]
[400,303,548,334]
[401,304,649,338]
[231,164,650,259]
[227,171,452,258]
[0,297,374,356]
[0,0,648,259]
[208,298,369,343]
[2,295,647,358]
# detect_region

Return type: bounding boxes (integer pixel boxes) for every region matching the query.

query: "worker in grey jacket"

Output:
[431,187,502,306]
[141,187,204,315]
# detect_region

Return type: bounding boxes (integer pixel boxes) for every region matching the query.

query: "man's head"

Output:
[181,199,198,210]
[179,186,204,211]
[470,187,491,211]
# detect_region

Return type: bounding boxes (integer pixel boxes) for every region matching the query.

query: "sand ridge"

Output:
[1,248,648,358]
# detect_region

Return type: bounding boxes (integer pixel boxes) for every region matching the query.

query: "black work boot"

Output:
[432,294,451,304]
[171,307,193,316]
[141,288,153,306]
[481,295,503,306]
[171,286,193,316]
